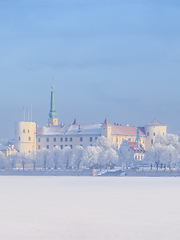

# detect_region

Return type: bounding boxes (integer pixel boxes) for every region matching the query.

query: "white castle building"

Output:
[14,84,167,154]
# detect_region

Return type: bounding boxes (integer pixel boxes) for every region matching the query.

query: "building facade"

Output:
[14,85,167,153]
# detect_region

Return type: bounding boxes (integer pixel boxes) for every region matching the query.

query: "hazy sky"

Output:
[1,0,180,140]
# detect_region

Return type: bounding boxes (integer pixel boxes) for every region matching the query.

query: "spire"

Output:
[49,82,57,119]
[102,118,110,126]
[135,128,141,147]
[72,119,78,125]
[48,80,58,126]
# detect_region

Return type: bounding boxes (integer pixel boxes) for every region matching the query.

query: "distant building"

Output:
[14,84,167,153]
[0,141,17,157]
[14,121,36,154]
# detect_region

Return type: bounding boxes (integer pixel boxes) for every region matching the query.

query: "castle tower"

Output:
[48,83,58,126]
[101,118,111,138]
[144,119,167,150]
[14,121,36,154]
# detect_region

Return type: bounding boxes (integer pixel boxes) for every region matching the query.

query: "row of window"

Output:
[37,144,90,150]
[147,132,156,137]
[23,129,30,133]
[135,155,143,160]
[38,137,94,143]
[19,137,31,141]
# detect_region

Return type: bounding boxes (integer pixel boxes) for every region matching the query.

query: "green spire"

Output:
[49,83,57,118]
[135,128,140,141]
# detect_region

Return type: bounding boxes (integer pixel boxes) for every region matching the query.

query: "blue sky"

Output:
[0,0,180,139]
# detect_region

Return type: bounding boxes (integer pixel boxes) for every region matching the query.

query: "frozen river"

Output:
[0,177,180,240]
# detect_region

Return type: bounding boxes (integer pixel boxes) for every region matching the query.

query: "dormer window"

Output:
[23,129,25,133]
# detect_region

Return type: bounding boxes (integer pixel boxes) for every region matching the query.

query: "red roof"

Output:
[111,125,145,136]
[72,119,78,125]
[102,118,110,126]
[128,141,145,153]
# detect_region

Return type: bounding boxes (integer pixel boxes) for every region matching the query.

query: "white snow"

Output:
[0,177,180,240]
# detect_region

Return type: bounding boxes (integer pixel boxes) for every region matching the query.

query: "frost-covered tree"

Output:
[8,154,18,170]
[28,150,38,171]
[0,152,5,169]
[50,146,62,169]
[95,136,117,150]
[83,146,100,168]
[39,148,50,169]
[18,152,28,170]
[62,146,72,169]
[71,146,84,169]
[118,140,131,169]
[160,145,178,169]
[145,134,180,169]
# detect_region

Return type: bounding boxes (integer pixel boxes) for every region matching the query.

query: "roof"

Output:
[72,119,78,125]
[102,118,110,126]
[145,119,166,126]
[66,124,101,136]
[111,125,146,137]
[36,123,102,136]
[128,141,145,153]
[36,124,69,136]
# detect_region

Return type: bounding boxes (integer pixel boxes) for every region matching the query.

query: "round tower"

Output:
[144,119,167,150]
[14,121,36,154]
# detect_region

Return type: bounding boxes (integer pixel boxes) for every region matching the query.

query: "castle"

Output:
[14,84,167,154]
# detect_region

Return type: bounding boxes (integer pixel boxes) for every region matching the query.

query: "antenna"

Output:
[52,77,54,88]
[31,104,32,122]
[23,104,25,121]
[28,106,29,122]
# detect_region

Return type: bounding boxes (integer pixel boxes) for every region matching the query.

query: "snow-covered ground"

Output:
[0,177,180,240]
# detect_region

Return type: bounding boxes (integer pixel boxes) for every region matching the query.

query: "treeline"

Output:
[0,137,119,170]
[0,135,180,171]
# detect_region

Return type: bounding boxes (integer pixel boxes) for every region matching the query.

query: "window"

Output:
[80,137,83,142]
[153,132,155,136]
[135,156,137,160]
[70,145,72,149]
[28,130,29,133]
[65,145,67,147]
[147,132,149,136]
[90,137,92,142]
[116,138,118,142]
[23,129,25,133]
[38,138,40,142]
[29,137,31,141]
[60,138,63,142]
[65,137,67,142]
[61,145,63,149]
[95,137,98,140]
[128,138,131,141]
[141,156,143,160]
[47,138,49,142]
[80,145,83,147]
[90,144,92,146]
[38,145,41,149]
[70,137,72,142]
[54,138,56,142]
[47,145,49,149]
[133,138,134,141]
[28,151,30,153]
[151,139,153,144]
[19,137,21,141]
[138,156,140,160]
[54,145,56,147]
